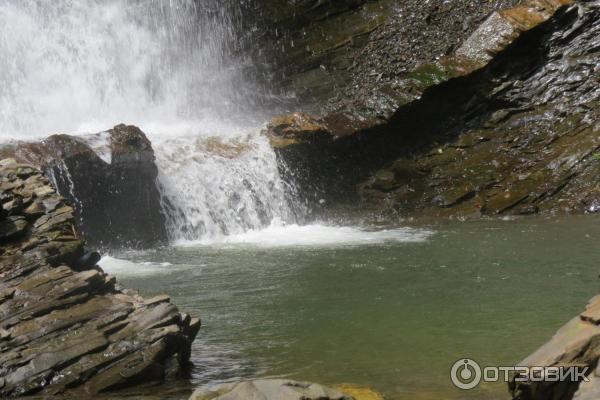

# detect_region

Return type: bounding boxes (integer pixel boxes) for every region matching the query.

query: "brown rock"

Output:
[267,112,333,146]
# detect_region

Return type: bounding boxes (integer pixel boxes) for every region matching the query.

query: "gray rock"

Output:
[190,379,354,400]
[509,294,600,400]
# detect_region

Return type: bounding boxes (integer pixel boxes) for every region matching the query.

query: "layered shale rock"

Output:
[357,0,600,219]
[0,159,199,397]
[254,0,521,111]
[0,125,167,248]
[509,295,600,400]
[267,1,600,220]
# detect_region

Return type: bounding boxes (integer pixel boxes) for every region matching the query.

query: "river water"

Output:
[101,216,600,399]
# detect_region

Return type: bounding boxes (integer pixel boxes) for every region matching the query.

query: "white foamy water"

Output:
[0,1,427,245]
[176,223,434,248]
[99,255,178,276]
[99,224,433,276]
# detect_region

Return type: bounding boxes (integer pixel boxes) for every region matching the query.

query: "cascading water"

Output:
[155,131,295,242]
[0,0,255,136]
[0,0,296,242]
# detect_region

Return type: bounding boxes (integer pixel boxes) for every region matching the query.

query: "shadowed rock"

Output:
[267,1,600,221]
[0,124,167,249]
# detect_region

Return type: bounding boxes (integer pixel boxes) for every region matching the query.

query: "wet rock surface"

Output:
[256,0,521,112]
[0,159,199,397]
[358,1,600,220]
[0,124,167,248]
[269,1,600,220]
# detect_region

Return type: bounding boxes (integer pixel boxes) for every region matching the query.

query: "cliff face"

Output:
[358,1,600,219]
[252,0,520,112]
[0,159,199,397]
[0,125,167,249]
[267,1,600,221]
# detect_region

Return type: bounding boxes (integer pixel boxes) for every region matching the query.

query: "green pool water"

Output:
[103,216,600,399]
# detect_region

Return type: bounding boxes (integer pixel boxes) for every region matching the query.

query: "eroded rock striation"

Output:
[0,124,167,248]
[267,0,600,220]
[255,0,522,112]
[0,159,199,397]
[358,0,600,219]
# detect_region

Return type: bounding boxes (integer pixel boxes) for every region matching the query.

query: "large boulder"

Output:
[0,124,167,248]
[0,159,199,397]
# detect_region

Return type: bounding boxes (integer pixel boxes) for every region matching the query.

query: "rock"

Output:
[0,217,28,243]
[22,202,45,218]
[0,161,199,397]
[0,124,167,248]
[277,1,600,221]
[189,379,353,400]
[255,0,523,112]
[508,295,600,400]
[456,0,572,64]
[268,1,578,217]
[267,113,332,146]
[0,328,10,340]
[370,170,399,192]
[334,384,385,400]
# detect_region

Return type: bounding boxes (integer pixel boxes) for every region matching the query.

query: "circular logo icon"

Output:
[451,358,482,390]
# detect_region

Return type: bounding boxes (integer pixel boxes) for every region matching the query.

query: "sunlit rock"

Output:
[190,379,353,400]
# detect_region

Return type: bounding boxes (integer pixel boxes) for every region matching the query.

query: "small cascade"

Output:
[153,130,295,242]
[47,160,85,225]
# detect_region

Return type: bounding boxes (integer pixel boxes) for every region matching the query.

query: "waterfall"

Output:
[154,132,294,242]
[0,0,295,242]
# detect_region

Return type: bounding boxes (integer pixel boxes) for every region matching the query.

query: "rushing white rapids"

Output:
[0,0,298,241]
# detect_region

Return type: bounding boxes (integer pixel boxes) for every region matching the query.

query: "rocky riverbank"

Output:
[0,159,199,397]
